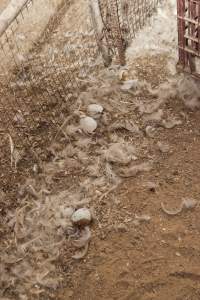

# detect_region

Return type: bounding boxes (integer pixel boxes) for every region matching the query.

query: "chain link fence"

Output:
[0,0,160,168]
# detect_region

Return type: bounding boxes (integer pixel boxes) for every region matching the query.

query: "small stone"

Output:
[80,116,97,134]
[71,208,92,226]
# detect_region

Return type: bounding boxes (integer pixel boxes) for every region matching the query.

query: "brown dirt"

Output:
[60,123,200,300]
[1,2,200,300]
[56,56,200,300]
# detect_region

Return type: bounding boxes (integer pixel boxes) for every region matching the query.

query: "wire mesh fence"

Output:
[94,0,160,65]
[177,0,200,78]
[0,0,100,166]
[0,0,160,168]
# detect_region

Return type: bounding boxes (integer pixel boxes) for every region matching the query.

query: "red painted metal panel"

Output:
[177,0,200,78]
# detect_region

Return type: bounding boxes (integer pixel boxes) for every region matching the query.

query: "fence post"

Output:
[109,0,126,65]
[89,0,112,66]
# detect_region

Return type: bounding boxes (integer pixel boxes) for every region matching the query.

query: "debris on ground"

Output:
[2,0,200,299]
[161,198,197,216]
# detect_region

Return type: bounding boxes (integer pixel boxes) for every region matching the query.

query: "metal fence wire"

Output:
[94,0,160,65]
[0,0,160,165]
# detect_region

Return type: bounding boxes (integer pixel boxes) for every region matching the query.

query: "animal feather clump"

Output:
[177,76,200,110]
[0,188,87,297]
[103,142,136,165]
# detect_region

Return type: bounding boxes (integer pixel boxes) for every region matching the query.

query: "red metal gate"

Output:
[177,0,200,78]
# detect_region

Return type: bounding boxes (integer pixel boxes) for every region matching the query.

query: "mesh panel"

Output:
[0,0,160,166]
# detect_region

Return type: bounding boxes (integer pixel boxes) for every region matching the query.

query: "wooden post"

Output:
[89,0,112,66]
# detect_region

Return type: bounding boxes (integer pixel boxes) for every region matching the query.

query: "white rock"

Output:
[71,208,92,226]
[87,104,103,115]
[80,116,97,134]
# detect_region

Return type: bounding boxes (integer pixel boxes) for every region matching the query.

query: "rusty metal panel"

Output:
[177,0,200,78]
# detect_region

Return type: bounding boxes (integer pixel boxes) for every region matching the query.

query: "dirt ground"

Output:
[1,1,200,300]
[2,54,200,300]
[55,55,200,300]
[69,111,200,300]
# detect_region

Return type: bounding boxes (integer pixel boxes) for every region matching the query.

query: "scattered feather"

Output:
[120,79,138,91]
[72,242,89,260]
[162,118,182,129]
[161,202,183,216]
[7,134,14,168]
[110,119,140,134]
[118,162,153,178]
[139,99,164,115]
[145,125,156,138]
[118,69,129,81]
[178,76,200,110]
[105,163,121,185]
[161,198,197,215]
[182,198,197,209]
[157,141,170,153]
[73,226,91,248]
[135,214,151,222]
[103,142,136,165]
[64,124,79,137]
[144,109,163,122]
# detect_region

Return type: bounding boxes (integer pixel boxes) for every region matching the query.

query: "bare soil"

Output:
[56,55,200,300]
